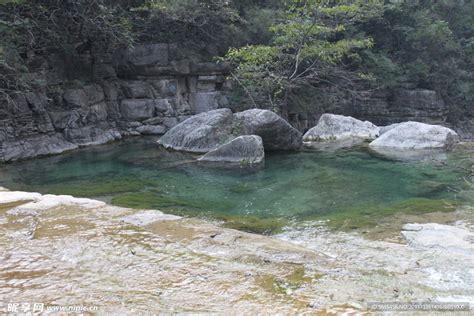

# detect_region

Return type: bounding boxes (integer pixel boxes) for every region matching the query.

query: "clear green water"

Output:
[0,137,472,233]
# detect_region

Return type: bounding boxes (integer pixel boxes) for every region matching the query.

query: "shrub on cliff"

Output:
[0,0,135,97]
[222,0,380,114]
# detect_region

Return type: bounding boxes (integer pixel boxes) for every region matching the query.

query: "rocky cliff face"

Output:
[285,88,472,140]
[0,43,231,162]
[1,42,471,162]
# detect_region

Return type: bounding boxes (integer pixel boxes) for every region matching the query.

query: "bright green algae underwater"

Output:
[0,137,472,234]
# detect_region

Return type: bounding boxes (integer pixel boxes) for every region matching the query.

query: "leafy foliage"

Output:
[223,0,379,111]
[223,0,473,120]
[0,0,135,96]
[356,0,474,120]
[0,0,472,122]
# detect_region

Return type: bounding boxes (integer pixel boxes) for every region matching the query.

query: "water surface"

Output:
[0,137,471,232]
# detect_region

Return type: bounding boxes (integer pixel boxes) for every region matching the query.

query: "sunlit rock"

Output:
[370,122,459,150]
[122,210,181,226]
[369,146,448,162]
[303,114,379,148]
[0,191,42,204]
[6,193,105,216]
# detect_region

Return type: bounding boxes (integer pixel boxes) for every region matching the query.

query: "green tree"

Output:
[358,0,474,121]
[223,0,380,115]
[0,0,135,98]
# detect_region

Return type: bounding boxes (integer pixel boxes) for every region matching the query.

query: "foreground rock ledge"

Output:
[0,188,472,314]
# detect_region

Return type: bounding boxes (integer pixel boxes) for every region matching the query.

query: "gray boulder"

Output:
[154,98,174,116]
[369,121,459,150]
[303,114,379,146]
[198,135,264,166]
[158,108,302,153]
[158,108,234,153]
[234,109,302,150]
[87,102,108,123]
[368,147,449,162]
[122,44,170,67]
[151,79,178,97]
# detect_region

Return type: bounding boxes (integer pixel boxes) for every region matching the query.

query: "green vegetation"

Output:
[322,198,458,231]
[357,0,474,122]
[46,177,161,198]
[220,215,286,235]
[110,189,285,234]
[111,191,219,211]
[1,0,472,118]
[223,0,377,113]
[223,0,474,119]
[0,0,134,95]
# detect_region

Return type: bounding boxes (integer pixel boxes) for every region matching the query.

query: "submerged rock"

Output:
[370,121,459,150]
[157,108,234,153]
[234,109,302,151]
[303,114,379,148]
[198,135,264,166]
[369,147,449,162]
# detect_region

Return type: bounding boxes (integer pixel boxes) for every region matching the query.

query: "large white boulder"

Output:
[369,121,459,150]
[303,114,379,147]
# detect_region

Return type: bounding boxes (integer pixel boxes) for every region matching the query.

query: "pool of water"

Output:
[0,137,472,233]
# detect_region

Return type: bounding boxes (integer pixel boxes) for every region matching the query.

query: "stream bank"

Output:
[0,188,472,314]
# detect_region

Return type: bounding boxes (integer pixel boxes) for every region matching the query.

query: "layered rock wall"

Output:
[285,88,471,140]
[1,42,470,162]
[0,43,231,162]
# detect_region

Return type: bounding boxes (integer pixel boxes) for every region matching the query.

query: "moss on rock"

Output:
[322,198,457,231]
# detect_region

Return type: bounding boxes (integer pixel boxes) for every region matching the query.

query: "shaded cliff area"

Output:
[0,0,473,161]
[0,42,231,161]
